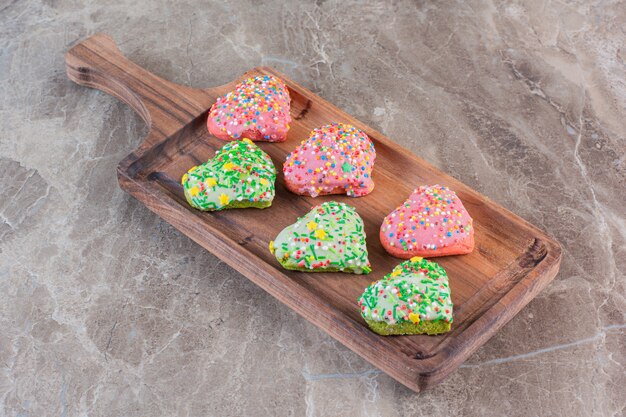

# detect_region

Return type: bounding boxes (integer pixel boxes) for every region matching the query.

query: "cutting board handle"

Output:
[65,33,209,148]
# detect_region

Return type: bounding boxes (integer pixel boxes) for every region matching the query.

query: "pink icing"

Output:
[207,75,291,142]
[283,123,376,197]
[381,185,474,256]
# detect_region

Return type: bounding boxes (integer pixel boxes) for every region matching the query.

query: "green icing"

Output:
[181,139,276,211]
[270,201,371,274]
[358,257,453,334]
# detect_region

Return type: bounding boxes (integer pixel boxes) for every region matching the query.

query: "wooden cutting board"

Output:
[66,34,562,392]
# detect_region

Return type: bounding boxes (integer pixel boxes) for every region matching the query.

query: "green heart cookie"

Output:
[358,257,453,335]
[270,201,371,274]
[182,139,276,211]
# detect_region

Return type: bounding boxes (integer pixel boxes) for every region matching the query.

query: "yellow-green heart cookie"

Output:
[182,139,276,211]
[269,201,371,274]
[358,257,453,335]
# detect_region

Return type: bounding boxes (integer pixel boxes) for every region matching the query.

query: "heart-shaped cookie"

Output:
[380,185,474,258]
[358,257,453,335]
[270,201,371,274]
[207,75,291,142]
[182,139,276,211]
[283,123,375,197]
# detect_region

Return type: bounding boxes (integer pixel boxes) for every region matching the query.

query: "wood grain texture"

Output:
[65,33,562,392]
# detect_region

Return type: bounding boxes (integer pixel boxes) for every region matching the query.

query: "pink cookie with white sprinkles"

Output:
[283,123,375,197]
[207,75,291,142]
[380,185,474,258]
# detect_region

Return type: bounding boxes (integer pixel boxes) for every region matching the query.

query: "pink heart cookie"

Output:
[207,75,291,142]
[283,123,376,197]
[380,185,474,258]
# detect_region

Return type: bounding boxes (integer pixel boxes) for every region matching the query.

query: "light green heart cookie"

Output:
[358,257,453,335]
[270,201,371,274]
[182,139,276,211]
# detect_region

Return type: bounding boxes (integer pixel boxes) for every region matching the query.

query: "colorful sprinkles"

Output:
[207,75,291,142]
[358,257,453,325]
[181,139,276,211]
[381,185,473,256]
[283,123,376,197]
[270,201,371,274]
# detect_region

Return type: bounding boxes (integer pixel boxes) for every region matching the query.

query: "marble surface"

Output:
[1,0,624,415]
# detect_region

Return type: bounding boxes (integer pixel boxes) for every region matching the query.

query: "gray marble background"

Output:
[1,0,624,416]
